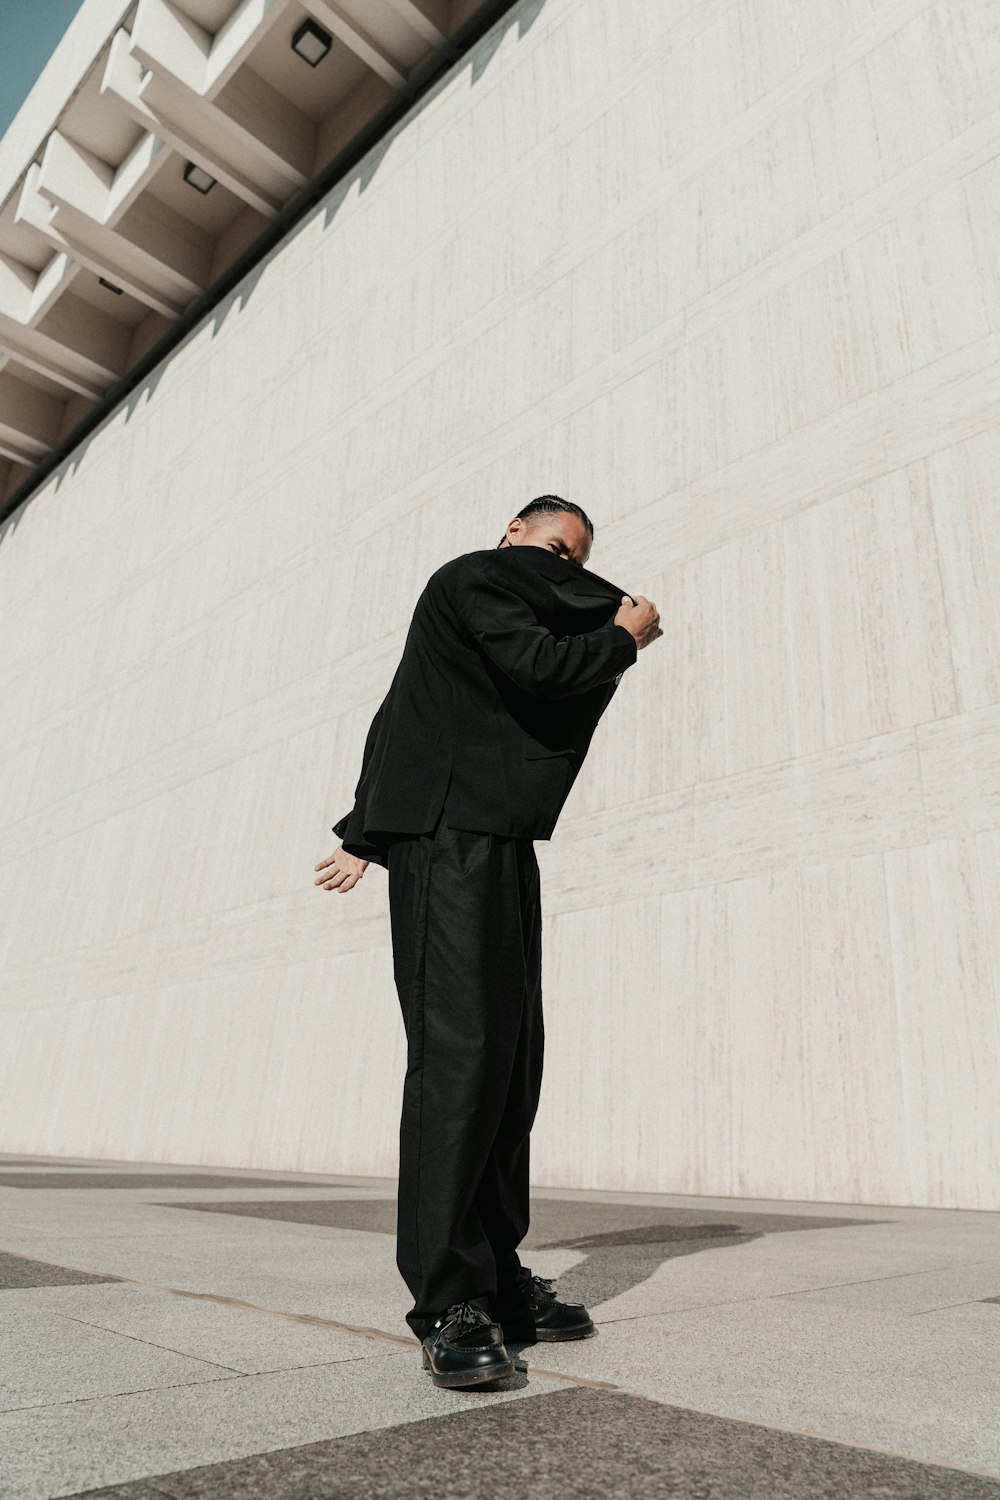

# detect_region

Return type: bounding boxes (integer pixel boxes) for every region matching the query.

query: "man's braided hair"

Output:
[496,495,594,548]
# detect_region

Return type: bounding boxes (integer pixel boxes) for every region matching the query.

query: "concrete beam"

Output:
[382,0,448,48]
[101,29,283,219]
[0,251,124,399]
[130,0,313,188]
[204,0,298,98]
[29,138,207,318]
[0,370,65,462]
[302,0,409,88]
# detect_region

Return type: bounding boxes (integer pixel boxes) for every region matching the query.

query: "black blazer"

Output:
[332,543,639,867]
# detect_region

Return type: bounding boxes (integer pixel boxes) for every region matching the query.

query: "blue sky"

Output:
[0,0,88,140]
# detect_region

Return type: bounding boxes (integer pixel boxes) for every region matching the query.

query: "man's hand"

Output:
[314,845,370,893]
[614,593,662,650]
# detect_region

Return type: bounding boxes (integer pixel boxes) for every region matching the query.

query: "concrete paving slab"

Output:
[577,1219,1000,1322]
[0,1334,562,1500]
[516,1291,1000,1475]
[3,1161,999,1493]
[0,1236,587,1350]
[0,1221,410,1308]
[152,1192,878,1241]
[2,1283,406,1375]
[0,1303,238,1414]
[59,1387,1000,1500]
[0,1252,122,1290]
[0,1158,394,1188]
[779,1260,1000,1314]
[0,1175,351,1191]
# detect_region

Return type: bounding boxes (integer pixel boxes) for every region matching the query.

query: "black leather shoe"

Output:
[491,1270,595,1342]
[420,1301,516,1388]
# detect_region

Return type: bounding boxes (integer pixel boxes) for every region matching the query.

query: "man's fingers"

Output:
[322,865,368,891]
[314,845,369,891]
[314,847,352,873]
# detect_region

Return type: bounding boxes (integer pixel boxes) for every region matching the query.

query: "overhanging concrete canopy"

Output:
[0,0,496,510]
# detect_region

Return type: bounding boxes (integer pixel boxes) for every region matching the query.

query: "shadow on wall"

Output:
[0,0,552,550]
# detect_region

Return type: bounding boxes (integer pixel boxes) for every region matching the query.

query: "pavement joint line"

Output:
[48,1310,248,1375]
[910,1298,1000,1316]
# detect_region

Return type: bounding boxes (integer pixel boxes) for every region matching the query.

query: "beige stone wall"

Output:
[2,0,998,1207]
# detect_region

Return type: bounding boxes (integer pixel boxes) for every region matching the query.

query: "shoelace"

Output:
[439,1299,491,1331]
[527,1273,557,1303]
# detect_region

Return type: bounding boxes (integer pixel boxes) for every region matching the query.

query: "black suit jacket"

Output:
[331,543,639,867]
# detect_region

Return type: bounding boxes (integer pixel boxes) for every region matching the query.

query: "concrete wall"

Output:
[2,0,999,1208]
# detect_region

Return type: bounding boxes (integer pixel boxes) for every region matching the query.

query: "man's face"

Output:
[503,512,592,567]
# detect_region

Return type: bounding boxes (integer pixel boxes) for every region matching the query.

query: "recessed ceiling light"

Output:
[183,161,216,194]
[291,17,332,65]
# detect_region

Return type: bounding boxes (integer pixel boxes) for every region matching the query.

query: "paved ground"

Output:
[1,1155,999,1498]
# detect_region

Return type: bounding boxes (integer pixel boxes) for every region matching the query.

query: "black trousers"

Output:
[386,815,544,1341]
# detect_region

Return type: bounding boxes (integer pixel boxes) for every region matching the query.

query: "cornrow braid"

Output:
[496,495,594,548]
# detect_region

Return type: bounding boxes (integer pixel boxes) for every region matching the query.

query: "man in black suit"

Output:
[314,497,660,1388]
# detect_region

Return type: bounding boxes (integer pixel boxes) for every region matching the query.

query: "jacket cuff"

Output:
[332,811,385,865]
[606,621,639,665]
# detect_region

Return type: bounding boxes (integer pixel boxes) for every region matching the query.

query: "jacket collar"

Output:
[488,544,636,606]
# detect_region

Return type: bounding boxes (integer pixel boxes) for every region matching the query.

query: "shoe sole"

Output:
[421,1347,516,1388]
[502,1322,596,1342]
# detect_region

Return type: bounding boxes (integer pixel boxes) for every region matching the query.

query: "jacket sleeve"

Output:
[331,694,389,862]
[454,559,638,699]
